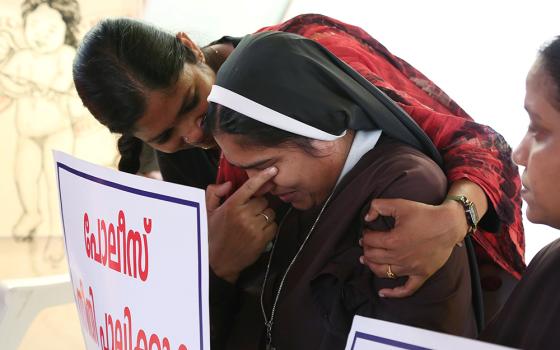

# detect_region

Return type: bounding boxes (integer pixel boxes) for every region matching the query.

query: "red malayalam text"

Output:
[100,305,189,350]
[75,282,190,350]
[75,279,99,345]
[84,210,152,281]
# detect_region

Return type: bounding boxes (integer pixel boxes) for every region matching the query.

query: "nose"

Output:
[255,181,275,197]
[177,118,205,146]
[512,134,529,167]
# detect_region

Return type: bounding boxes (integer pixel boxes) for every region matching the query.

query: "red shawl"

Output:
[216,14,524,279]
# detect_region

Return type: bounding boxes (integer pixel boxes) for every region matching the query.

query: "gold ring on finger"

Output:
[259,212,270,223]
[386,264,397,279]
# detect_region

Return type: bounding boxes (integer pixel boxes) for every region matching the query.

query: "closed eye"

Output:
[235,158,276,170]
[528,122,549,139]
[149,89,200,145]
[154,128,173,145]
[179,89,200,116]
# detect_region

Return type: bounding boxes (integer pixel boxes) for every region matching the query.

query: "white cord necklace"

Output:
[259,190,336,350]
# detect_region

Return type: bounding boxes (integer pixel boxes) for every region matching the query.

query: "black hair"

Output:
[540,36,560,106]
[204,102,318,155]
[116,134,144,175]
[73,18,197,173]
[21,0,81,48]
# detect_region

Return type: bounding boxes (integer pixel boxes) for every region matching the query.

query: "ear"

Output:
[309,139,336,155]
[176,32,205,64]
[310,129,354,155]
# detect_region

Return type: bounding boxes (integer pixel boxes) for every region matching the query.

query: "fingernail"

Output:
[378,291,385,298]
[359,256,364,264]
[364,214,371,221]
[358,238,363,247]
[266,167,278,175]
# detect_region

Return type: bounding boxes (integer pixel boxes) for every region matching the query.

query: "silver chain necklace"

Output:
[260,190,336,350]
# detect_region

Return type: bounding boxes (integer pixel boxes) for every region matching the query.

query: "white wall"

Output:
[144,0,560,262]
[143,0,292,45]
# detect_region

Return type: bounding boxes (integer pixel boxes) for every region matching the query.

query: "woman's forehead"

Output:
[527,63,560,109]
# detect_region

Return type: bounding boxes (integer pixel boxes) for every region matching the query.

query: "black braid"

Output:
[117,134,143,174]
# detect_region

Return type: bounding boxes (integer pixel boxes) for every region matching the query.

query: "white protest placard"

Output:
[54,151,209,350]
[345,316,516,350]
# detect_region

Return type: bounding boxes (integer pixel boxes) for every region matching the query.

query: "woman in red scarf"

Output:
[218,14,524,303]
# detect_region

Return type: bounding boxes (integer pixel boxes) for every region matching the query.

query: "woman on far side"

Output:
[480,36,560,350]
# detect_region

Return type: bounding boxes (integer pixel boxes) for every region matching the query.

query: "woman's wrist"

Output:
[441,198,470,244]
[447,179,488,218]
[211,263,239,284]
[443,179,489,244]
[209,256,240,284]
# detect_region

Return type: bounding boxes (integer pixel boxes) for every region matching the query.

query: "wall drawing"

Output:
[0,0,143,271]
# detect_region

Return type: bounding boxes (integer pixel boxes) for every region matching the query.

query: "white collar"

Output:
[335,130,382,187]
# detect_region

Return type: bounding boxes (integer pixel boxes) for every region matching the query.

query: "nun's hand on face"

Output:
[359,198,460,298]
[206,167,279,284]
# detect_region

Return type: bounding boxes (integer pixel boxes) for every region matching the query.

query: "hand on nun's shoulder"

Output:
[360,198,459,298]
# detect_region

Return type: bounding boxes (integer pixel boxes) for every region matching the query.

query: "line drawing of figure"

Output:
[0,0,81,245]
[0,0,129,273]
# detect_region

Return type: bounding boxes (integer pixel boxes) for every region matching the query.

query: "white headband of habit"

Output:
[207,85,346,141]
